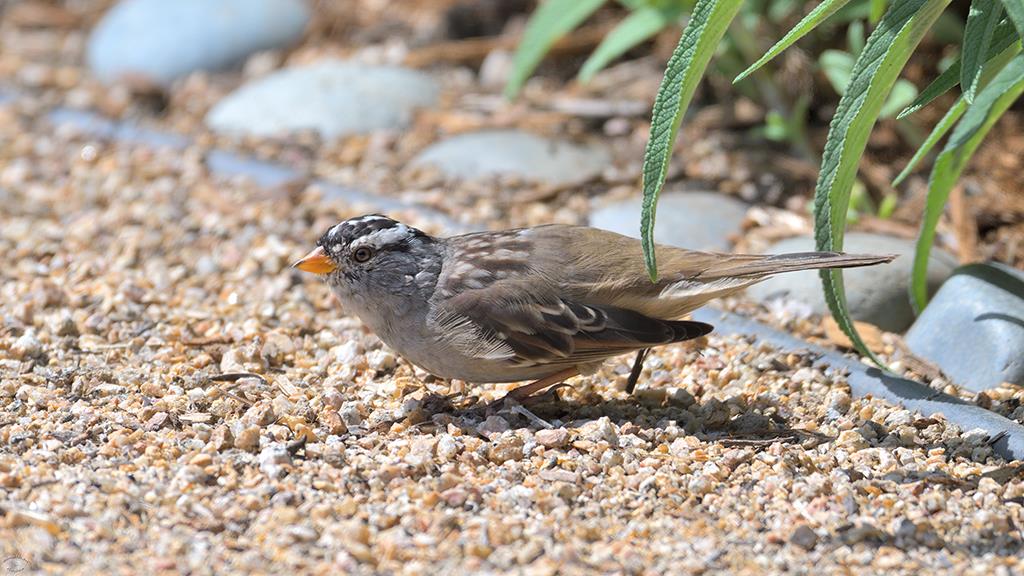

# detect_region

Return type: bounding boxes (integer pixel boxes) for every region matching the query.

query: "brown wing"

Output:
[431,290,711,368]
[521,225,893,319]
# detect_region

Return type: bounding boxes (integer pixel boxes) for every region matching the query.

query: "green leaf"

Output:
[896,18,1019,119]
[640,0,743,280]
[878,193,898,218]
[962,0,1004,103]
[893,33,1020,183]
[881,79,919,116]
[813,0,951,364]
[734,0,853,83]
[847,19,866,55]
[912,53,1024,309]
[820,49,854,94]
[1002,0,1024,34]
[505,0,607,98]
[820,50,919,117]
[579,6,680,82]
[892,97,967,185]
[932,11,966,44]
[870,0,888,24]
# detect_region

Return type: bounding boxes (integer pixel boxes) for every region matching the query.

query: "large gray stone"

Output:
[87,0,309,86]
[411,130,609,186]
[589,190,748,251]
[206,61,439,138]
[906,263,1024,392]
[746,233,957,332]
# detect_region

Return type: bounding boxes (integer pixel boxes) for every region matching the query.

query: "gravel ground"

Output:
[2,101,1023,575]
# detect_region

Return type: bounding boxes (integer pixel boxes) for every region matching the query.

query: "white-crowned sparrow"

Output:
[294,214,893,399]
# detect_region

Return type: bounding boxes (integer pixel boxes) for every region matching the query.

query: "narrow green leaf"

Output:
[1002,0,1024,34]
[505,0,607,98]
[892,97,966,185]
[912,53,1024,309]
[870,0,888,24]
[893,33,1019,184]
[821,50,920,117]
[813,0,951,364]
[897,18,1019,119]
[579,6,679,83]
[640,0,743,280]
[734,0,853,83]
[962,0,1004,103]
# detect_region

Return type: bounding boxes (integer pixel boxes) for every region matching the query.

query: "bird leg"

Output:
[506,367,580,401]
[625,348,650,395]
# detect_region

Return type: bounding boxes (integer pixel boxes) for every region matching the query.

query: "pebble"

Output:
[258,443,292,478]
[590,190,749,251]
[405,437,437,468]
[746,233,957,332]
[209,426,234,451]
[51,313,79,337]
[319,409,348,436]
[366,349,396,372]
[87,0,309,86]
[411,129,610,186]
[436,434,460,461]
[441,487,468,507]
[321,441,346,469]
[826,389,852,418]
[836,429,870,451]
[580,417,619,446]
[92,383,125,396]
[11,331,43,360]
[687,474,713,495]
[331,341,362,365]
[235,426,262,452]
[145,412,171,431]
[488,434,524,463]
[260,332,295,364]
[905,263,1024,391]
[535,428,570,449]
[478,415,510,438]
[338,402,364,429]
[243,404,276,427]
[840,522,886,545]
[789,525,818,550]
[207,61,439,137]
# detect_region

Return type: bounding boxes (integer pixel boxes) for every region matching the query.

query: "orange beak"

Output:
[292,246,337,274]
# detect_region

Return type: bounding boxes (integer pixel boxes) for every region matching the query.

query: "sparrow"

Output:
[294,214,893,400]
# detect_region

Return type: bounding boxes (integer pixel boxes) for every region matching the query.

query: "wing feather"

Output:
[430,290,711,368]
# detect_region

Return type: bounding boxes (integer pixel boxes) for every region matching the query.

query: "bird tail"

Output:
[702,252,896,279]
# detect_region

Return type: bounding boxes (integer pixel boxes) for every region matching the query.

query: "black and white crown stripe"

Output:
[318,215,428,255]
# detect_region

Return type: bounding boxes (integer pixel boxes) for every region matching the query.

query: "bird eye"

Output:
[352,247,373,263]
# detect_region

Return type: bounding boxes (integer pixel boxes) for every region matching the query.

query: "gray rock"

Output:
[411,130,609,185]
[589,190,748,251]
[87,0,309,86]
[906,263,1024,392]
[746,233,957,332]
[207,61,439,137]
